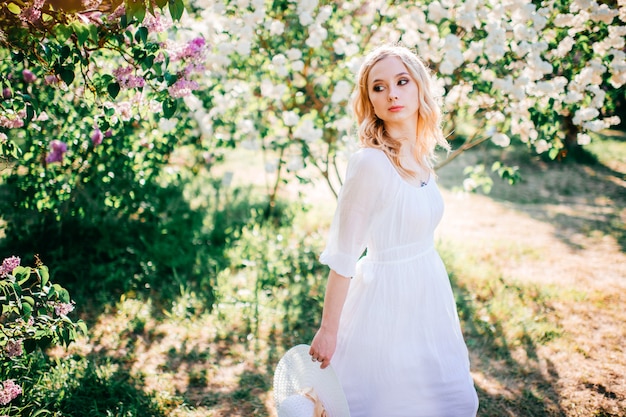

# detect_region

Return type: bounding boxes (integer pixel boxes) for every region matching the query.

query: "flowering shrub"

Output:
[0,255,86,414]
[179,0,624,195]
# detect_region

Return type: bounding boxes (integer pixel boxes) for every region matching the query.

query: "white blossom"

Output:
[159,118,178,133]
[283,111,300,127]
[572,107,599,125]
[577,133,592,145]
[286,48,302,61]
[583,119,606,132]
[491,132,511,147]
[268,19,285,36]
[535,139,550,153]
[293,118,323,142]
[272,54,289,77]
[590,3,618,23]
[334,116,353,132]
[427,1,448,23]
[331,80,352,103]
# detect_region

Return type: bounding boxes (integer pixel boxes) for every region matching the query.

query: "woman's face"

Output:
[367,56,419,126]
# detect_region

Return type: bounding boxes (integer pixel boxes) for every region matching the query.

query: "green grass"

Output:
[3,130,626,417]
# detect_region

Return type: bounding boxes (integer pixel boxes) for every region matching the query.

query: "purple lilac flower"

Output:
[5,340,23,358]
[2,88,11,99]
[19,6,42,24]
[0,256,20,277]
[0,115,24,129]
[0,379,22,405]
[22,69,37,83]
[112,66,145,89]
[53,301,75,316]
[173,37,206,62]
[168,78,199,99]
[46,140,68,164]
[143,11,172,34]
[44,74,61,85]
[91,128,103,146]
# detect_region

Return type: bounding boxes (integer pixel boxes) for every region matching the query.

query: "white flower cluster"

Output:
[180,0,624,167]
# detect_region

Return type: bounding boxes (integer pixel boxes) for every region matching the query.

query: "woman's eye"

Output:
[398,78,409,86]
[373,85,384,92]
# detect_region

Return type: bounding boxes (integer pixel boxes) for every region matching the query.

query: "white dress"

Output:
[320,148,479,417]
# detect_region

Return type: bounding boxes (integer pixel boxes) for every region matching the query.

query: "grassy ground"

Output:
[50,132,625,417]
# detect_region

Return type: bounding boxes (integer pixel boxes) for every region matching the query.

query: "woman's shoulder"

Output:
[345,147,393,181]
[350,147,390,168]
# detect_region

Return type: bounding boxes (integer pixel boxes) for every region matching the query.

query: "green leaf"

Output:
[6,2,21,14]
[13,266,31,283]
[155,0,167,8]
[169,0,185,21]
[22,303,32,317]
[59,67,75,85]
[107,82,121,99]
[40,266,49,287]
[163,98,177,118]
[71,21,90,45]
[126,0,147,23]
[135,26,148,44]
[54,24,73,43]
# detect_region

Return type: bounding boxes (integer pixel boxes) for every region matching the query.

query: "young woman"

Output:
[309,44,479,417]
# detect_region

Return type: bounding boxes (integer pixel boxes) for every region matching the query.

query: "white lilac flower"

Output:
[535,139,550,154]
[316,5,332,24]
[491,132,511,147]
[554,36,575,58]
[427,1,448,23]
[286,156,304,171]
[268,19,285,36]
[293,119,322,142]
[272,54,289,77]
[283,111,300,127]
[590,3,618,23]
[583,119,607,132]
[331,80,352,103]
[235,40,252,55]
[572,107,600,125]
[484,24,507,63]
[334,116,353,132]
[292,60,304,72]
[299,11,314,26]
[286,48,302,61]
[577,133,592,145]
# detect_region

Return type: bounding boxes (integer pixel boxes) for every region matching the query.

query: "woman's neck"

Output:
[384,119,417,145]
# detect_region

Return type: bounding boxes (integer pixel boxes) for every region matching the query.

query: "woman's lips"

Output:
[388,106,404,112]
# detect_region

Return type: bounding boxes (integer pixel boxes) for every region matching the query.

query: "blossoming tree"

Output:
[180,0,624,197]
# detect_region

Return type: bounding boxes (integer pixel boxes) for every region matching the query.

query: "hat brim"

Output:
[274,344,351,417]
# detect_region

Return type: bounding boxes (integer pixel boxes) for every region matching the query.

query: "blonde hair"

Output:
[352,44,450,178]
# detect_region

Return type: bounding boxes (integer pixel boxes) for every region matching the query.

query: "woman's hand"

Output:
[310,326,337,369]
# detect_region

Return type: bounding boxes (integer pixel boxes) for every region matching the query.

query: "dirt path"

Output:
[436,178,626,416]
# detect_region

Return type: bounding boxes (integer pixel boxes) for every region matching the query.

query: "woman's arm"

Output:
[309,269,351,369]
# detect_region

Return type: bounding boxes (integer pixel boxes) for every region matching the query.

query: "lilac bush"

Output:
[0,255,86,414]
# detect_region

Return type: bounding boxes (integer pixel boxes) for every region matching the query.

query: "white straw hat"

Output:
[273,344,351,417]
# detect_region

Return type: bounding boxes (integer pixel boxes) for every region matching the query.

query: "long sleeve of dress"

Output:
[319,148,392,278]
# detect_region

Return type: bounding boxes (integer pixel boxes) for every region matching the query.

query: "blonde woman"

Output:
[309,44,479,417]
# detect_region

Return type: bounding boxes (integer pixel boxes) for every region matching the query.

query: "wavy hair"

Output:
[352,44,449,178]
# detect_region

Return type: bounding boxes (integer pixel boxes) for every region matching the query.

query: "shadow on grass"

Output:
[437,141,626,252]
[54,355,168,417]
[450,271,567,417]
